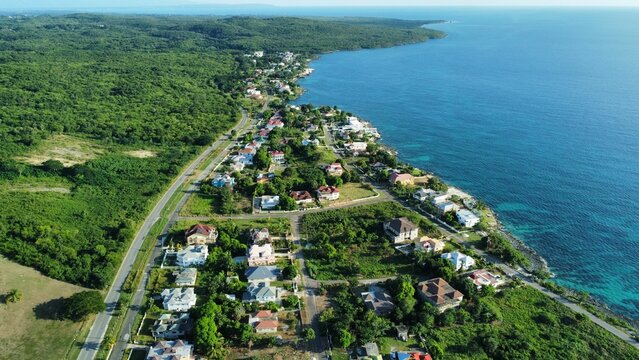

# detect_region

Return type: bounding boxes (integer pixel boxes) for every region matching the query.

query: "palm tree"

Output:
[6,288,22,303]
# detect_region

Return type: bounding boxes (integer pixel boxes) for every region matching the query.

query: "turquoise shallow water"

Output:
[292,8,639,319]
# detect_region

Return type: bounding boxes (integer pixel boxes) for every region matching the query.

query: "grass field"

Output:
[332,182,377,203]
[180,192,214,216]
[0,256,91,359]
[15,134,104,166]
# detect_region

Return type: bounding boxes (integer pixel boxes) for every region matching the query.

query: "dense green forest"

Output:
[0,14,443,288]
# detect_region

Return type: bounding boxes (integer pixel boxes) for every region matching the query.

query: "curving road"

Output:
[77,110,251,360]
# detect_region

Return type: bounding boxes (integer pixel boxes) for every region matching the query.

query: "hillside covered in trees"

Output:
[0,14,444,288]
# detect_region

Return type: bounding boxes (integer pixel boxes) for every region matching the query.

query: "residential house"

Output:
[212,174,235,188]
[413,188,435,202]
[255,320,279,334]
[290,190,314,204]
[232,154,253,166]
[415,237,445,253]
[248,310,277,325]
[270,150,285,164]
[384,217,419,243]
[302,138,320,146]
[250,228,271,243]
[245,141,262,151]
[174,268,197,287]
[185,224,217,245]
[249,310,279,334]
[361,287,396,315]
[306,124,319,132]
[343,116,364,133]
[247,243,276,266]
[469,269,506,289]
[176,245,209,268]
[260,195,280,210]
[146,340,193,360]
[441,251,476,271]
[266,118,284,130]
[230,160,245,172]
[389,173,414,186]
[396,325,409,342]
[392,352,432,360]
[242,282,281,303]
[346,141,368,154]
[316,185,340,201]
[356,342,382,360]
[456,209,480,228]
[437,201,459,214]
[416,278,464,312]
[240,147,257,156]
[161,288,197,312]
[258,129,271,138]
[324,162,344,177]
[256,172,275,184]
[429,191,451,205]
[151,313,191,340]
[245,266,280,284]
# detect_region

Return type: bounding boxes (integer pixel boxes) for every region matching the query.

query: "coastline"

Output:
[289,44,639,331]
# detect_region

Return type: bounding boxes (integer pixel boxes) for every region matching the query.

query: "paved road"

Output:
[77,110,251,360]
[107,110,255,360]
[289,216,326,359]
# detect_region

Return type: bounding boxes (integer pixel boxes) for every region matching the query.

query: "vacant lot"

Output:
[331,182,377,204]
[0,257,89,359]
[15,134,103,166]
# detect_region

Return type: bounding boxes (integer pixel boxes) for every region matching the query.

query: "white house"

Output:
[429,191,450,205]
[456,209,480,228]
[346,142,368,154]
[441,251,476,271]
[325,163,344,177]
[146,340,193,360]
[270,150,285,164]
[161,288,197,312]
[383,217,419,243]
[437,201,459,214]
[151,313,191,340]
[242,282,281,303]
[413,188,435,202]
[260,195,280,210]
[316,186,340,201]
[176,245,209,267]
[174,268,198,287]
[247,243,276,266]
[232,154,253,166]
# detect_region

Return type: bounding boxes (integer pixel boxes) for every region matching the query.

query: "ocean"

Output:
[291,8,639,319]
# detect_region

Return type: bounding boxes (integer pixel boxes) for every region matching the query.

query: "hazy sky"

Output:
[2,0,638,9]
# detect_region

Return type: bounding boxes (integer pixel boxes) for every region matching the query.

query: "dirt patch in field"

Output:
[15,135,103,167]
[5,185,71,194]
[125,150,157,158]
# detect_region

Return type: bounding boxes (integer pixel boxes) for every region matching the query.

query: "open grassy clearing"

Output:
[333,182,377,203]
[14,134,104,167]
[125,150,157,158]
[0,256,90,360]
[0,176,73,194]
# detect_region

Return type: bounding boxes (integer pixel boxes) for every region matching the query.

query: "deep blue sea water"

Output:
[290,8,639,319]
